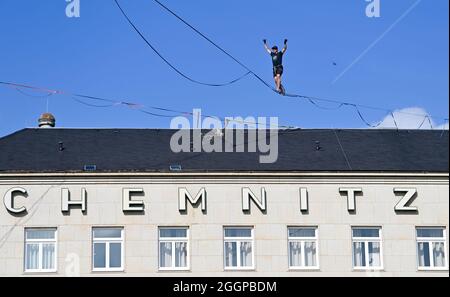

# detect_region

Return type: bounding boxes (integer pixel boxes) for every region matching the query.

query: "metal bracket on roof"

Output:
[83,165,97,172]
[170,165,182,172]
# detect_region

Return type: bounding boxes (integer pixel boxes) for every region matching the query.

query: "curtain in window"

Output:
[26,244,39,270]
[240,242,252,267]
[225,242,237,267]
[353,242,365,267]
[289,242,302,267]
[304,242,317,267]
[42,243,55,270]
[368,242,381,267]
[433,242,446,267]
[160,242,172,268]
[175,242,187,267]
[417,242,430,267]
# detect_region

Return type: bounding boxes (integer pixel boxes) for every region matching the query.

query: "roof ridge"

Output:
[0,128,28,142]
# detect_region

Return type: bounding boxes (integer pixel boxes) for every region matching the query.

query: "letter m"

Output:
[178,188,207,212]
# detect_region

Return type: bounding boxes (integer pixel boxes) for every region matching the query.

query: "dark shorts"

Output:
[273,65,284,77]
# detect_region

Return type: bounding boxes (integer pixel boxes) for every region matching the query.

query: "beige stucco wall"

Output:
[0,172,448,277]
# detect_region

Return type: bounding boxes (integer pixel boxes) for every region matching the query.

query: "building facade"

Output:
[0,127,448,277]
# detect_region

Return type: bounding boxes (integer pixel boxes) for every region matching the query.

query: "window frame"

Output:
[351,227,384,271]
[158,227,190,271]
[287,226,320,270]
[223,226,255,271]
[92,227,124,272]
[24,228,58,273]
[416,227,449,271]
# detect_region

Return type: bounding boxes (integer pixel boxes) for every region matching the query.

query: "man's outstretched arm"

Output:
[282,39,288,54]
[263,39,272,54]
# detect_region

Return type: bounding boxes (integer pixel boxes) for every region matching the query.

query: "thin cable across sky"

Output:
[111,0,448,128]
[0,2,447,131]
[1,80,448,131]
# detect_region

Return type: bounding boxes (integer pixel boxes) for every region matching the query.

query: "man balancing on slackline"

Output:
[263,39,288,95]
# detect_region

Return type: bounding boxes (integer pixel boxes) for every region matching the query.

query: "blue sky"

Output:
[0,0,448,137]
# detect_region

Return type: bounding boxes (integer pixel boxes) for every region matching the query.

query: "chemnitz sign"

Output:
[3,187,418,215]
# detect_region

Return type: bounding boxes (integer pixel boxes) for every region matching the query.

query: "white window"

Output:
[224,227,254,270]
[92,227,124,272]
[352,227,383,270]
[416,227,448,270]
[24,228,57,273]
[288,227,319,269]
[159,227,189,270]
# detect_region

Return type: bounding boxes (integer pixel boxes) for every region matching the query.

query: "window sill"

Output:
[24,270,58,275]
[224,268,256,272]
[417,268,449,272]
[352,268,384,272]
[289,268,321,272]
[158,268,191,272]
[92,269,125,273]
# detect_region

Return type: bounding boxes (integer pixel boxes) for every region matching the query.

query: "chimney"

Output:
[38,113,56,128]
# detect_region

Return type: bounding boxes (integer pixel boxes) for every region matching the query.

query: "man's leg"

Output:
[276,74,282,92]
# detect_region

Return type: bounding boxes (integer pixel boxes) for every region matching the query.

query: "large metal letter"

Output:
[178,188,207,212]
[61,188,87,213]
[242,188,267,212]
[300,188,309,212]
[3,187,27,214]
[122,188,145,212]
[339,188,362,212]
[394,188,418,212]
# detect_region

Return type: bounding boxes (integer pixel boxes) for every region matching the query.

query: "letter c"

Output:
[3,187,27,214]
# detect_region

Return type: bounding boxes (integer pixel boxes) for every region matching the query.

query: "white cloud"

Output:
[375,107,448,130]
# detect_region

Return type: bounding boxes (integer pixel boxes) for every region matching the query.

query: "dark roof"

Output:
[0,128,448,173]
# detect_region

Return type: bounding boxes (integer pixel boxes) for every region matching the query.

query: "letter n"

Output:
[242,188,267,213]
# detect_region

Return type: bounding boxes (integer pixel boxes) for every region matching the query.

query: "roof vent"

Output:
[83,165,97,172]
[169,165,182,172]
[38,113,56,128]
